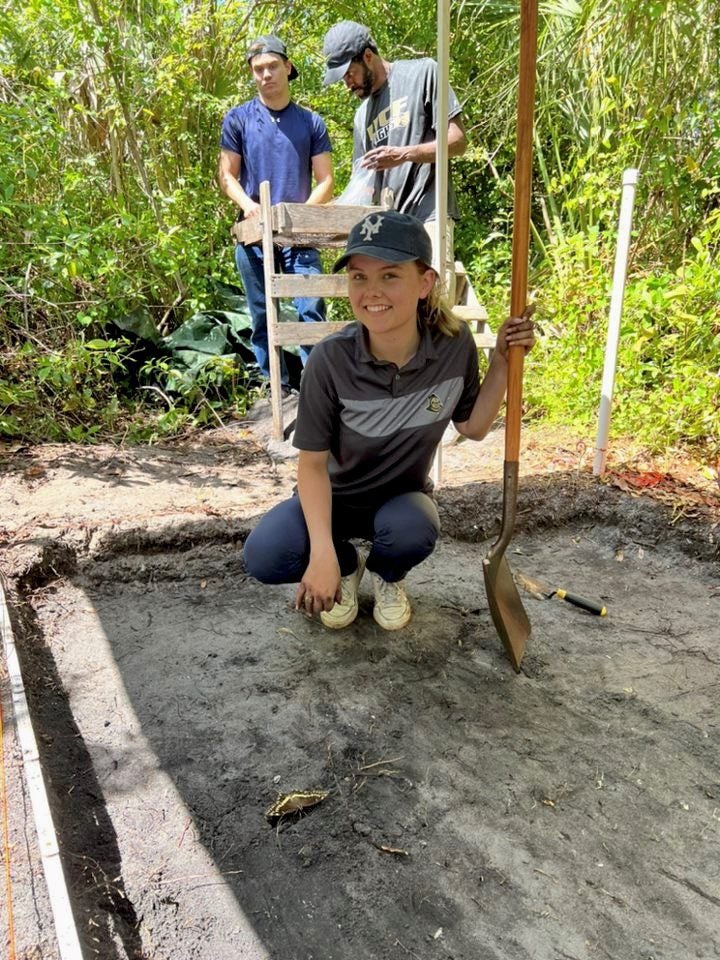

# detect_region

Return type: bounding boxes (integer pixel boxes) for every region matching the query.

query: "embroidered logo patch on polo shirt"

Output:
[425,393,443,414]
[360,214,384,241]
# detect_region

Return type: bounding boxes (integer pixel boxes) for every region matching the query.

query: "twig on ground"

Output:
[358,755,404,771]
[350,777,367,796]
[151,869,244,886]
[393,937,421,958]
[371,840,409,856]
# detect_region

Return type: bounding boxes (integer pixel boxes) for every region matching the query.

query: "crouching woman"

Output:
[243,210,535,630]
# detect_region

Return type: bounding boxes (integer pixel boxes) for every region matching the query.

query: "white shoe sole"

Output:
[372,605,411,631]
[321,602,359,630]
[320,554,366,629]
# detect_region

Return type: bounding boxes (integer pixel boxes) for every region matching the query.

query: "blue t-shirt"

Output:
[220,99,332,207]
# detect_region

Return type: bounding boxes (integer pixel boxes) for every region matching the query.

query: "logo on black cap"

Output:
[359,215,384,241]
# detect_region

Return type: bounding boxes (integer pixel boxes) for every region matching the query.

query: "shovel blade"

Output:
[483,553,531,672]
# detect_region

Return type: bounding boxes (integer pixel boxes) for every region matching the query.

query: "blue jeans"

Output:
[243,492,440,584]
[234,242,325,383]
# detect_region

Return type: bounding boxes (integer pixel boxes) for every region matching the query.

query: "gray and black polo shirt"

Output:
[293,321,480,505]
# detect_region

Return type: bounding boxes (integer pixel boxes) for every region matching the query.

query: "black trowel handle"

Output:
[555,590,607,617]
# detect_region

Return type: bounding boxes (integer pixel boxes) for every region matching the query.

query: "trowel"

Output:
[514,571,607,617]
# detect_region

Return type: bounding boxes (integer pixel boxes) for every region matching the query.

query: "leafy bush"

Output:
[0,338,132,441]
[473,218,720,457]
[1,0,719,455]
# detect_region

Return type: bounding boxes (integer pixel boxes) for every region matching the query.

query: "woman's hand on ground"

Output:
[495,305,536,359]
[295,555,342,617]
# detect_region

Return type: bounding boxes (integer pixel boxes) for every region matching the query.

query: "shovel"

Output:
[482,0,539,672]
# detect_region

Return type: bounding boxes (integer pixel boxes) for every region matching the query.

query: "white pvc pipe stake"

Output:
[1,582,85,960]
[593,168,639,476]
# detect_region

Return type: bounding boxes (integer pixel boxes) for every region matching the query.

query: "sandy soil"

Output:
[1,415,719,960]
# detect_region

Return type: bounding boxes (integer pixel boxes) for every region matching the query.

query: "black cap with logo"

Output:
[332,211,433,272]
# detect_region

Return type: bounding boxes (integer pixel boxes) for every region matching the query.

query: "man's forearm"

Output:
[218,170,255,215]
[306,175,334,205]
[408,130,467,164]
[362,123,467,170]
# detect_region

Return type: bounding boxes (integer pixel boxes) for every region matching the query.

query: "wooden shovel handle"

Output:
[506,0,539,464]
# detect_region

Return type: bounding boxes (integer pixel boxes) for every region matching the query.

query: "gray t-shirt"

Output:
[292,321,479,505]
[352,58,462,222]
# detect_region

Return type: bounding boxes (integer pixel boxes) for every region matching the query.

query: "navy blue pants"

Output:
[243,492,440,585]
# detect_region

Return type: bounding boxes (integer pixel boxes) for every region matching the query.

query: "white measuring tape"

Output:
[0,578,84,959]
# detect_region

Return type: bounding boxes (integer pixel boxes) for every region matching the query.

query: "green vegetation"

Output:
[1,0,718,454]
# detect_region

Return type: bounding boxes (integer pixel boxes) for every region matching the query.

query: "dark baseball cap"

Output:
[322,21,374,86]
[246,35,298,81]
[332,210,433,272]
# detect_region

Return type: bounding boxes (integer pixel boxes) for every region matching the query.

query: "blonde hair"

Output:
[415,262,462,337]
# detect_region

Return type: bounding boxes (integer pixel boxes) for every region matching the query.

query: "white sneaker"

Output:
[320,552,366,629]
[371,573,412,631]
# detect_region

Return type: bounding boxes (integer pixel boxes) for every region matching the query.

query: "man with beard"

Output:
[322,20,466,271]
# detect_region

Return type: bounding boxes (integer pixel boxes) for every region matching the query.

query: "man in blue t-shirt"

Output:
[218,35,333,390]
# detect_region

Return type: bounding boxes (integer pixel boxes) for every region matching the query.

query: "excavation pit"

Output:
[5,470,719,959]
